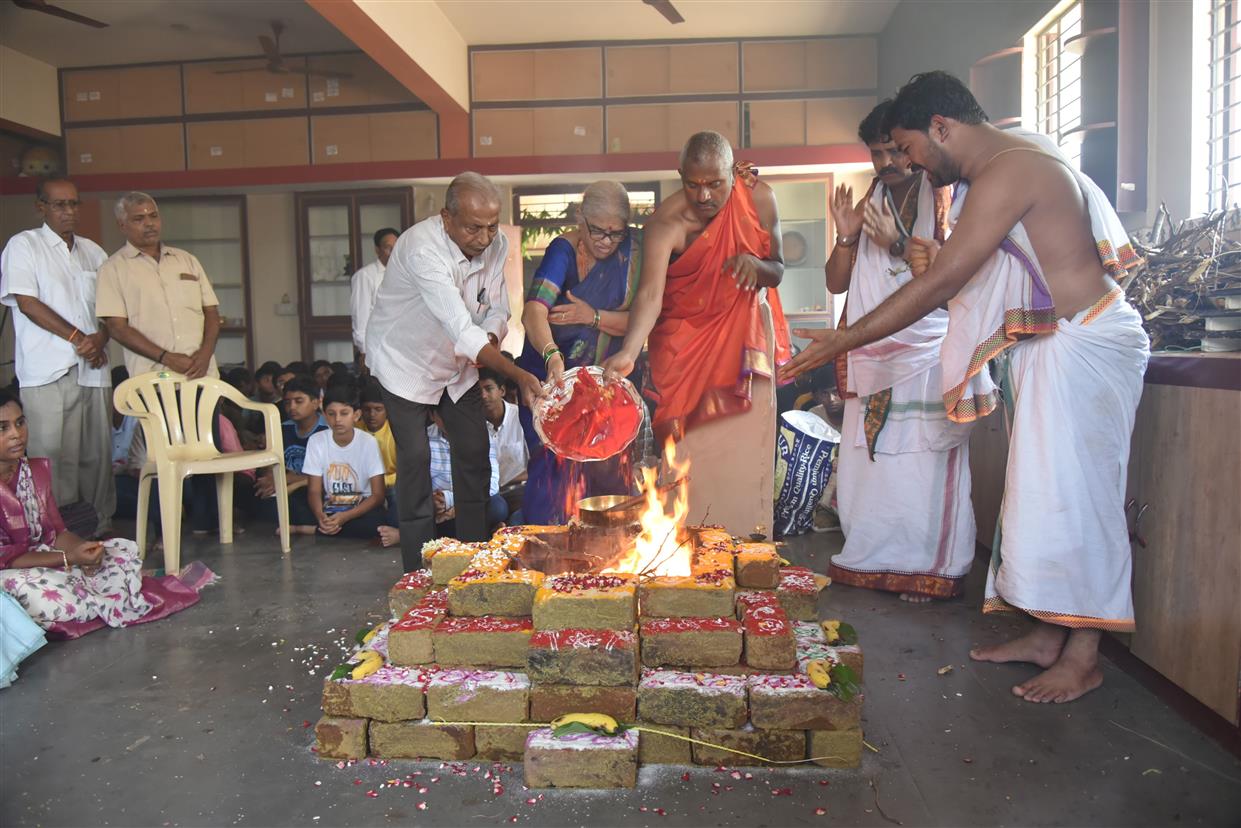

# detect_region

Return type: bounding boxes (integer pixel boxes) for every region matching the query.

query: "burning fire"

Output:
[604,439,692,578]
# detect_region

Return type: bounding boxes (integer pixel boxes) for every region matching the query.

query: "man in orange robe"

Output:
[603,131,791,536]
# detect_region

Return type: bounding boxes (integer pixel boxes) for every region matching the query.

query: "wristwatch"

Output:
[835,233,859,248]
[889,238,907,258]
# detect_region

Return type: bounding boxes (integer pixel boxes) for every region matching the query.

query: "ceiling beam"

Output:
[305,0,470,158]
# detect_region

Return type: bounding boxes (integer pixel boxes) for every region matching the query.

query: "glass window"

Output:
[1032,1,1084,168]
[1208,0,1241,209]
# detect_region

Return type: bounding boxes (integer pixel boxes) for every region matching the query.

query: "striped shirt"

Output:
[428,423,499,510]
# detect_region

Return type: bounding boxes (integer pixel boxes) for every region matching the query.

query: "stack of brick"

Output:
[316,523,866,778]
[519,570,646,787]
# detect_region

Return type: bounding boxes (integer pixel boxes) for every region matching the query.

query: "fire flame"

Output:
[604,438,692,578]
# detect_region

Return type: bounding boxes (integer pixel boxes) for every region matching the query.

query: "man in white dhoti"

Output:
[826,101,977,603]
[781,72,1148,703]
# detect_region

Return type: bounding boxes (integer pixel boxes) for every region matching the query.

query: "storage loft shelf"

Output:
[1061,121,1118,142]
[0,145,870,196]
[1064,27,1118,55]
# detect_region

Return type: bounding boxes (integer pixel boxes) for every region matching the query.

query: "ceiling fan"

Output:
[642,0,684,24]
[11,0,108,28]
[214,21,353,78]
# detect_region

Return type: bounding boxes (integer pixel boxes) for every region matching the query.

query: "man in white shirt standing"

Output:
[0,177,115,532]
[350,227,399,374]
[366,172,544,572]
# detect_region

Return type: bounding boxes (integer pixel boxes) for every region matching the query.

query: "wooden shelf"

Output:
[1063,27,1118,55]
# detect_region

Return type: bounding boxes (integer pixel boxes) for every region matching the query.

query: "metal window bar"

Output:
[1035,2,1084,168]
[1209,0,1241,209]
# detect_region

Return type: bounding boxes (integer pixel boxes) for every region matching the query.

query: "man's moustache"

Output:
[878,167,898,176]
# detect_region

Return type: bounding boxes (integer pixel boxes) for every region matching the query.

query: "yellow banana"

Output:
[350,650,383,680]
[822,619,842,644]
[362,628,379,644]
[550,712,620,735]
[807,659,832,689]
[778,556,791,566]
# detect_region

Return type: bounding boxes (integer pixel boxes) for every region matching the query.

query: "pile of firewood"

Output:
[1123,207,1241,351]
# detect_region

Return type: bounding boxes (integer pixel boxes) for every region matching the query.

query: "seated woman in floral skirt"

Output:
[0,388,206,636]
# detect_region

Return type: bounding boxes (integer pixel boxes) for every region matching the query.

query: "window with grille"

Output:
[1208,0,1241,210]
[1033,1,1084,168]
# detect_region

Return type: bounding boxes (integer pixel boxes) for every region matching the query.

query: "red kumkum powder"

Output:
[541,369,641,460]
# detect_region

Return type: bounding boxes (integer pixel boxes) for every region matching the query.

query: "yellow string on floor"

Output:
[421,719,849,766]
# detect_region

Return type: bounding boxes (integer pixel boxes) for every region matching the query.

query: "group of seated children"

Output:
[109,359,531,546]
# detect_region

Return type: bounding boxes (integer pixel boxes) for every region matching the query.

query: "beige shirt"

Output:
[96,242,220,378]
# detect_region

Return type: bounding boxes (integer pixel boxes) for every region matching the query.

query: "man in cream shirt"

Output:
[0,177,115,531]
[96,191,220,379]
[350,227,398,374]
[366,172,543,572]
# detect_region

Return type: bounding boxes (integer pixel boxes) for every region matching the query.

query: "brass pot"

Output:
[577,494,644,528]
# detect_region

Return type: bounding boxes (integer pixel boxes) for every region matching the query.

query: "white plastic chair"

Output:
[113,370,291,572]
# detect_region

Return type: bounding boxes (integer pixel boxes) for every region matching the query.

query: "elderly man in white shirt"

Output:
[366,172,544,572]
[0,177,115,532]
[350,226,399,374]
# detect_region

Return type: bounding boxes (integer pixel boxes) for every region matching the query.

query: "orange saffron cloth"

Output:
[647,170,793,443]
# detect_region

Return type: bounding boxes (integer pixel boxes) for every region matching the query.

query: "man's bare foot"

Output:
[287,525,316,536]
[378,525,400,548]
[1012,629,1103,703]
[969,622,1066,668]
[900,593,933,603]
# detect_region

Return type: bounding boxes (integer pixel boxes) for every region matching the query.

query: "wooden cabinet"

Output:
[1124,378,1241,725]
[187,117,309,170]
[311,111,438,164]
[742,38,876,93]
[62,65,183,122]
[605,43,739,96]
[307,53,418,107]
[66,123,185,175]
[294,189,413,361]
[472,47,602,102]
[183,59,307,114]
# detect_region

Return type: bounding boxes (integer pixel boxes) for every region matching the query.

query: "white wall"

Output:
[877,0,1056,96]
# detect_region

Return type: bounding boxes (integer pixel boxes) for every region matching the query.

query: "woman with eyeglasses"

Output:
[516,180,643,524]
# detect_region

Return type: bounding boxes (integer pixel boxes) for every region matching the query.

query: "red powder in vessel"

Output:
[541,369,642,460]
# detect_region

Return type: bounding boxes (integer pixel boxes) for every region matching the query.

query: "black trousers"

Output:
[380,382,491,572]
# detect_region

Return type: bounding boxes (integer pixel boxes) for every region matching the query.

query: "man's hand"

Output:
[723,253,763,291]
[435,506,456,524]
[515,368,546,409]
[547,290,596,327]
[863,199,901,251]
[907,237,941,278]
[185,347,212,379]
[162,352,193,374]
[831,183,864,240]
[432,491,446,513]
[600,350,635,384]
[318,514,342,535]
[777,328,850,383]
[254,473,276,499]
[74,332,108,368]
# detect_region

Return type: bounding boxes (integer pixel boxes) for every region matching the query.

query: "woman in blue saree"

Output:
[517,181,642,523]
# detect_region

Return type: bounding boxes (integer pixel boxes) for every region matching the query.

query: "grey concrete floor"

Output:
[1,527,1239,828]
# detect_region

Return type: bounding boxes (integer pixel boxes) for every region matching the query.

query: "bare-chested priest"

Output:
[780,72,1149,703]
[602,131,791,537]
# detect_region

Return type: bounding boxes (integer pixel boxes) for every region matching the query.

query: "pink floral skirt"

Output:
[1,539,154,629]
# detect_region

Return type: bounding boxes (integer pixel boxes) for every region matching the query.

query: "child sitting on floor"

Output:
[300,381,386,539]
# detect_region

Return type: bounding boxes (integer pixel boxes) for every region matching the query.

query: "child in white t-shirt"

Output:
[300,382,386,539]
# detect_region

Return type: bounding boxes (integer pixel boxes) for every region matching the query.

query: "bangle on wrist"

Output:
[591,309,601,329]
[68,328,81,344]
[61,549,69,571]
[541,341,558,358]
[543,347,561,364]
[157,350,166,365]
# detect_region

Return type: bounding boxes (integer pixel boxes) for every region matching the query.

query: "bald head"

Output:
[679,131,734,172]
[441,171,501,260]
[444,171,501,216]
